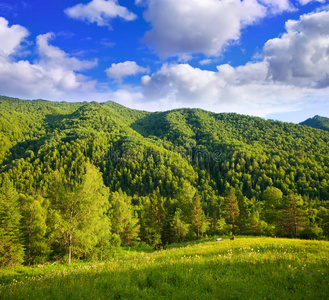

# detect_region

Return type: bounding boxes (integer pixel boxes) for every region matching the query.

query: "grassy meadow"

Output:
[0,237,328,299]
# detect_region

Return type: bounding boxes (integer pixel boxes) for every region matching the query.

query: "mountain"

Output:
[1,95,329,200]
[1,95,329,264]
[300,115,329,131]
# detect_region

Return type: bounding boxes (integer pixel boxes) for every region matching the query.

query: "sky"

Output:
[0,0,329,123]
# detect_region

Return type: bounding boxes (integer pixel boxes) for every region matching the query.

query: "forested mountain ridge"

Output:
[1,96,329,266]
[300,115,329,132]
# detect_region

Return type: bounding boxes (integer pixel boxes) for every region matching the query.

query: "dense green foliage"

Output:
[300,115,329,132]
[1,95,329,265]
[1,237,329,299]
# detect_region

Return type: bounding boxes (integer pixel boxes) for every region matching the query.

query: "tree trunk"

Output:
[68,234,72,264]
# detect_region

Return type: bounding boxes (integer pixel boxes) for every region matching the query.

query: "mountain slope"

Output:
[1,97,329,247]
[300,115,329,131]
[1,96,329,201]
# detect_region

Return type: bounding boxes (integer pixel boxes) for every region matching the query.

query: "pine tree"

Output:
[0,176,24,266]
[161,197,174,245]
[19,194,49,264]
[279,194,308,238]
[191,194,206,240]
[236,190,251,234]
[222,187,240,235]
[173,209,189,242]
[208,196,220,235]
[109,190,140,245]
[138,195,162,245]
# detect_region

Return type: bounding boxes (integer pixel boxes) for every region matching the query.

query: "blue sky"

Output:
[0,0,329,122]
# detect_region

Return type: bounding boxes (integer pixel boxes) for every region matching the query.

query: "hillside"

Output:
[300,115,329,131]
[1,96,329,266]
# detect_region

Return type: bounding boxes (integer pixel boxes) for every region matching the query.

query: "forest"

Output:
[1,95,329,266]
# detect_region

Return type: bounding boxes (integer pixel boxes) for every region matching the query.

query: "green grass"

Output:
[1,237,329,299]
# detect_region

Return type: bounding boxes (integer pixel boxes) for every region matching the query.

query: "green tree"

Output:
[279,194,308,238]
[176,181,197,224]
[208,196,220,236]
[191,194,207,240]
[317,206,329,238]
[138,195,162,245]
[173,209,189,242]
[19,194,49,264]
[48,163,110,263]
[222,187,240,235]
[262,186,283,224]
[0,176,24,266]
[161,197,175,245]
[236,190,251,234]
[109,190,140,245]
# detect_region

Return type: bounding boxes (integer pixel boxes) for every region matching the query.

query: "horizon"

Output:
[0,0,329,123]
[2,94,325,125]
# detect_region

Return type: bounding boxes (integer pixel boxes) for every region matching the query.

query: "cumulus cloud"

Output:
[140,62,320,116]
[298,0,325,5]
[140,0,326,59]
[65,0,136,28]
[0,17,29,56]
[37,33,97,72]
[264,10,329,88]
[0,18,97,99]
[106,61,149,81]
[140,9,329,115]
[259,0,293,14]
[141,0,267,58]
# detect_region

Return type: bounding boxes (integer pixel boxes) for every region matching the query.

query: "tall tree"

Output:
[19,194,49,264]
[191,194,207,240]
[173,209,189,242]
[161,197,175,245]
[222,187,240,235]
[109,190,140,245]
[208,196,220,236]
[138,195,162,245]
[236,190,251,234]
[48,163,110,263]
[0,176,24,266]
[279,194,308,238]
[262,186,283,226]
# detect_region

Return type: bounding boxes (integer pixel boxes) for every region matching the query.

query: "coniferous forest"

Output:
[1,95,329,266]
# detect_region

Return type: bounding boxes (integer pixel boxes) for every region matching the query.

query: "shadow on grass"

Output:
[2,251,328,300]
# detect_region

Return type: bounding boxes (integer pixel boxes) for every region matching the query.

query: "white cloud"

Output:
[82,7,329,117]
[37,33,97,72]
[140,0,327,59]
[141,64,223,105]
[264,10,329,88]
[199,59,213,66]
[65,0,136,28]
[0,18,97,99]
[139,9,329,116]
[2,7,329,121]
[140,0,315,59]
[140,62,323,117]
[298,0,325,5]
[0,17,29,56]
[259,0,293,14]
[106,61,149,81]
[141,0,267,58]
[4,7,326,118]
